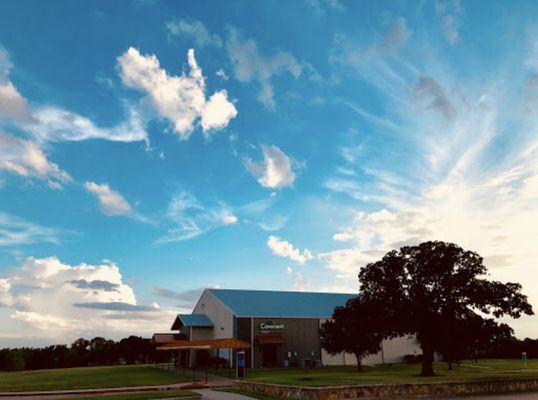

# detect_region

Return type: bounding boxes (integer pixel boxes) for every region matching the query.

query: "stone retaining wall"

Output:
[234,378,538,399]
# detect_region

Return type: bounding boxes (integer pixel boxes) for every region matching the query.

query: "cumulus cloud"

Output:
[226,28,301,109]
[0,81,33,122]
[117,48,237,139]
[0,212,62,246]
[85,182,133,216]
[156,191,237,243]
[267,235,313,264]
[245,145,296,189]
[166,19,222,48]
[0,257,174,344]
[0,131,71,188]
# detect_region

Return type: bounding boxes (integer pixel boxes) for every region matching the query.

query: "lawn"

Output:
[72,390,199,400]
[244,359,538,387]
[0,364,192,392]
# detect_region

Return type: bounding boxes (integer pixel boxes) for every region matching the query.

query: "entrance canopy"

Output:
[157,338,251,351]
[257,335,285,344]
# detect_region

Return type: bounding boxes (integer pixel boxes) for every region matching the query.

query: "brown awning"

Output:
[257,335,285,345]
[151,333,185,344]
[157,338,251,351]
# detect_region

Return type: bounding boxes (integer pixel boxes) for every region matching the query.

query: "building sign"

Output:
[260,320,285,330]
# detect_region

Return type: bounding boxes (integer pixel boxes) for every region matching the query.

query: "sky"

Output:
[0,0,537,346]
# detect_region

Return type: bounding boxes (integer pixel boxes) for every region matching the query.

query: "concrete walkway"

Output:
[193,389,255,400]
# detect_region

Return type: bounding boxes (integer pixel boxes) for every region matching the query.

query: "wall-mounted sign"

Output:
[260,320,285,330]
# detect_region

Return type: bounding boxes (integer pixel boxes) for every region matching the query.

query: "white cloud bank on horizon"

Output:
[118,48,237,139]
[0,257,175,345]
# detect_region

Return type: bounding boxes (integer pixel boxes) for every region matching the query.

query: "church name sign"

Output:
[260,320,285,330]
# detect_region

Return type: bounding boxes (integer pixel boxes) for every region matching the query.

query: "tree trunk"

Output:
[354,353,363,372]
[421,344,436,376]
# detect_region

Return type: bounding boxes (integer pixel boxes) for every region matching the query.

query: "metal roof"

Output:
[171,313,214,329]
[206,289,356,318]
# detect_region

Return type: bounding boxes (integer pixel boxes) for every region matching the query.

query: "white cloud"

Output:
[245,145,297,189]
[0,46,147,143]
[85,182,133,216]
[117,47,237,139]
[331,17,412,70]
[320,33,538,337]
[267,235,313,264]
[307,0,344,15]
[286,266,309,290]
[156,191,237,243]
[435,0,462,45]
[225,28,302,109]
[216,69,229,81]
[0,213,62,247]
[0,81,33,122]
[0,257,174,344]
[25,105,148,143]
[0,131,71,188]
[166,19,222,48]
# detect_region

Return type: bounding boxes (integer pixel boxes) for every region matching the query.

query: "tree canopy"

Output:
[356,241,533,376]
[320,296,384,371]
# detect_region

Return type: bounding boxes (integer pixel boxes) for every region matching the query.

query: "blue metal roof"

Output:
[207,289,356,318]
[176,313,214,327]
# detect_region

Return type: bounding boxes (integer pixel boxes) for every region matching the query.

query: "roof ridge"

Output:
[207,288,356,295]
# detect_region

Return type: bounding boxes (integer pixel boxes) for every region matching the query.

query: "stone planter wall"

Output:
[233,378,538,399]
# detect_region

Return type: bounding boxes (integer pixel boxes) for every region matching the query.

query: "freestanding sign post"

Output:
[236,350,246,379]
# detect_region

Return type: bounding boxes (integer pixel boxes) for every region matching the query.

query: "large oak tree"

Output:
[358,241,533,376]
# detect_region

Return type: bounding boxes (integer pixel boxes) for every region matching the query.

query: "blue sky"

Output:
[1,0,538,345]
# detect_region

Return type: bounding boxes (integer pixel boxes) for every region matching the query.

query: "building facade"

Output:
[168,288,421,368]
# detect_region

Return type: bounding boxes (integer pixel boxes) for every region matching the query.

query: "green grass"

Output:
[243,359,538,387]
[72,390,199,400]
[0,365,192,392]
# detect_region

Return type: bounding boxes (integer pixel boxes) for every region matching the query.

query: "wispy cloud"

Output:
[0,213,63,247]
[156,191,237,243]
[320,21,538,337]
[166,18,222,48]
[225,27,302,110]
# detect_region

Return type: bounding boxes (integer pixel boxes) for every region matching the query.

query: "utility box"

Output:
[236,351,246,379]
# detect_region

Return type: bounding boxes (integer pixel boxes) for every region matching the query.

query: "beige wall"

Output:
[319,319,421,366]
[192,290,235,365]
[189,326,214,340]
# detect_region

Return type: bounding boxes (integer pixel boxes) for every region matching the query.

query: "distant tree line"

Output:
[0,336,171,371]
